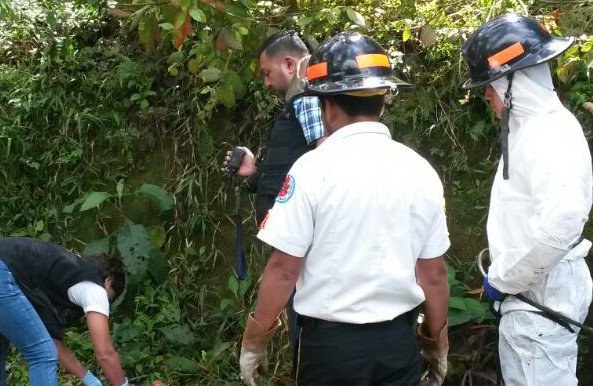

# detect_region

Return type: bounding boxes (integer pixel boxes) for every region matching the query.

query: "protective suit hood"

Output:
[490,63,561,118]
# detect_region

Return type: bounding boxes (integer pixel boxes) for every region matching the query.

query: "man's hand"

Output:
[239,313,281,386]
[418,323,448,386]
[483,275,505,302]
[82,370,102,386]
[222,146,256,177]
[239,348,267,386]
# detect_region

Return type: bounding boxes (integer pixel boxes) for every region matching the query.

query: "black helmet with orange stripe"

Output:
[461,13,574,89]
[462,13,574,181]
[304,31,412,96]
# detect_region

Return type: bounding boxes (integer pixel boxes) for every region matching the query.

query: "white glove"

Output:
[238,313,281,386]
[418,323,448,386]
[489,241,566,294]
[239,347,267,386]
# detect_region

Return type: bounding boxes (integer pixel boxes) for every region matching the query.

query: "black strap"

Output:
[500,72,514,180]
[513,293,593,334]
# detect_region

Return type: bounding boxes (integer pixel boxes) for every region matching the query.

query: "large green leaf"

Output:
[167,51,184,65]
[63,194,88,214]
[138,13,158,53]
[448,308,475,327]
[227,275,239,298]
[164,356,199,373]
[117,222,152,279]
[346,8,366,28]
[113,321,140,343]
[136,184,175,211]
[220,298,235,311]
[199,67,221,83]
[189,7,206,23]
[448,297,488,326]
[147,225,166,248]
[222,70,246,99]
[449,296,468,310]
[465,298,488,319]
[160,324,195,345]
[402,26,412,42]
[225,3,248,17]
[83,237,111,256]
[216,82,235,108]
[221,27,242,50]
[80,192,112,211]
[148,248,169,284]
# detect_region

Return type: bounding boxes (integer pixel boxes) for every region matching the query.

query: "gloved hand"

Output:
[239,348,267,386]
[81,371,102,386]
[418,322,448,386]
[239,313,281,386]
[483,275,505,302]
[120,378,130,386]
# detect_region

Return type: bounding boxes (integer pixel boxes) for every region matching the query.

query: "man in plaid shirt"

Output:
[223,30,324,375]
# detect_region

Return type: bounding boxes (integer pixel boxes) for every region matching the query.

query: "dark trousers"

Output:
[287,289,299,376]
[296,314,420,386]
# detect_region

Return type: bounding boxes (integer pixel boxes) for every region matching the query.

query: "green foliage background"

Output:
[1,0,592,385]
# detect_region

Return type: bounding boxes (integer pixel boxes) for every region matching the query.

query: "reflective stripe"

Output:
[344,89,388,97]
[306,62,328,80]
[356,53,390,69]
[488,42,525,69]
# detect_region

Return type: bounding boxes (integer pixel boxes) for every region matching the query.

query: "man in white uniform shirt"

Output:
[239,32,450,386]
[462,13,593,386]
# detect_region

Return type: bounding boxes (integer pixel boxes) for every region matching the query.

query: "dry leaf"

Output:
[419,25,437,47]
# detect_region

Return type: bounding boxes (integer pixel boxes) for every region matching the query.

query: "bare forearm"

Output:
[416,257,449,338]
[54,339,86,379]
[253,250,302,330]
[422,278,449,337]
[96,350,125,385]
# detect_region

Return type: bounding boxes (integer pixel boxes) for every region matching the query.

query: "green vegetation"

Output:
[1,0,592,384]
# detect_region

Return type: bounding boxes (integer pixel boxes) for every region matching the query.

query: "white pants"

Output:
[499,256,592,386]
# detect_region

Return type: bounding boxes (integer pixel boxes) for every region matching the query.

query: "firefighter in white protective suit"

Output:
[461,13,593,386]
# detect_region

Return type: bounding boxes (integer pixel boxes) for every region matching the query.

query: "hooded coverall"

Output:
[487,63,593,386]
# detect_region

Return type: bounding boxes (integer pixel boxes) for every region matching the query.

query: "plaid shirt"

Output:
[292,96,324,145]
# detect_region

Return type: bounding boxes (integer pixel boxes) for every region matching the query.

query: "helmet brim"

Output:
[305,76,413,96]
[462,36,574,89]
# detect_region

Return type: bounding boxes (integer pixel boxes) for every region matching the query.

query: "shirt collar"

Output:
[325,121,391,144]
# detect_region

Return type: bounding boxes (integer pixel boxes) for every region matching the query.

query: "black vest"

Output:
[0,237,104,340]
[256,98,315,223]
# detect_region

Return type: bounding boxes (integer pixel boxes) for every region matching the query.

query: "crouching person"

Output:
[0,237,130,386]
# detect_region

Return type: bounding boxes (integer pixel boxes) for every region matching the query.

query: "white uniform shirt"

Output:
[257,121,450,324]
[67,281,110,317]
[488,64,592,297]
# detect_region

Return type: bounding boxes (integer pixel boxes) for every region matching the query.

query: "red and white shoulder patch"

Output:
[276,175,295,203]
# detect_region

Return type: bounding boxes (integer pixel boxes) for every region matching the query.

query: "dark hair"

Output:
[320,94,385,118]
[86,253,126,299]
[258,30,309,58]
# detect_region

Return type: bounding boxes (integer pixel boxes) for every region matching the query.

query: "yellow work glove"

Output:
[418,323,448,386]
[239,313,281,386]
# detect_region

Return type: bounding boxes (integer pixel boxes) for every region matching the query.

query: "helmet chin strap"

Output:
[499,72,514,180]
